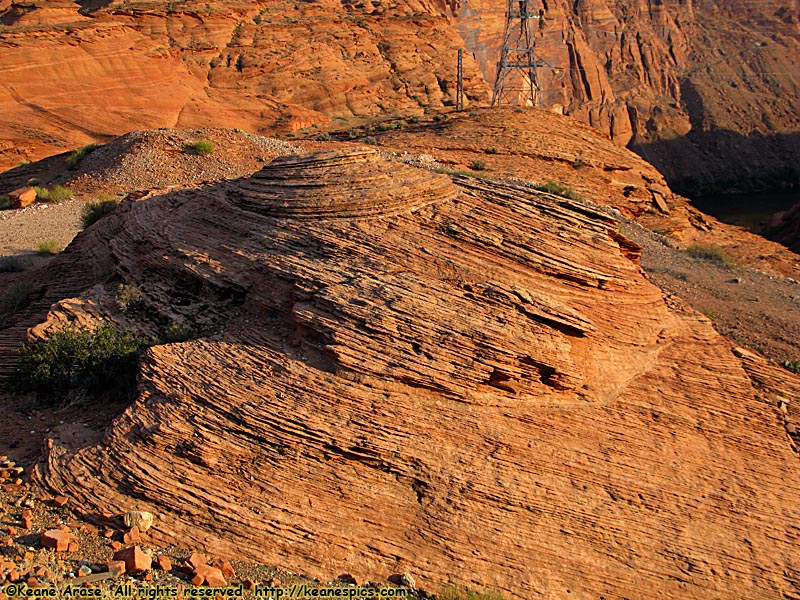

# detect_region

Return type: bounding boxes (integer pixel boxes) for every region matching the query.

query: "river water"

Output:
[690,192,800,235]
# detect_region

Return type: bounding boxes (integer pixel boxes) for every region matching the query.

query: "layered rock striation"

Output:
[2,149,794,597]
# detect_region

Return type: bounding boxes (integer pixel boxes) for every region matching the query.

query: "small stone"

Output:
[122,526,141,544]
[337,573,357,585]
[787,423,797,434]
[67,542,79,553]
[399,573,416,589]
[40,530,77,552]
[242,580,256,590]
[210,558,235,579]
[110,541,122,552]
[191,573,204,586]
[123,511,154,533]
[269,578,281,587]
[113,546,151,573]
[156,555,171,572]
[186,552,207,571]
[194,564,227,587]
[52,497,69,508]
[20,510,33,530]
[77,565,92,577]
[106,560,126,578]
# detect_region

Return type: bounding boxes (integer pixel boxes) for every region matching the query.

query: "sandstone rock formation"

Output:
[2,0,797,195]
[1,148,793,597]
[453,0,800,195]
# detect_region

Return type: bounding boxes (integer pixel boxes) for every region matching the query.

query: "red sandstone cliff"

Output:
[452,0,800,194]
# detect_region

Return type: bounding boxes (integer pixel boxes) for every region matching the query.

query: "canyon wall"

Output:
[453,0,800,195]
[1,0,799,195]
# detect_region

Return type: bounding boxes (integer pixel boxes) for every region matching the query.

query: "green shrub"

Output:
[116,284,143,314]
[782,360,800,374]
[81,198,119,229]
[469,159,486,171]
[164,321,194,342]
[436,585,506,600]
[315,133,332,141]
[684,244,737,269]
[192,139,215,155]
[1,281,32,316]
[36,239,60,255]
[15,323,150,398]
[363,136,378,145]
[66,143,98,170]
[0,195,10,210]
[532,180,583,201]
[34,185,73,203]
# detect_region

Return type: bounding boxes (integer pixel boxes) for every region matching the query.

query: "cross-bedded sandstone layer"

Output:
[4,148,794,597]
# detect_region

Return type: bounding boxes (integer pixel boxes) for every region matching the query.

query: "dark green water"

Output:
[690,192,800,235]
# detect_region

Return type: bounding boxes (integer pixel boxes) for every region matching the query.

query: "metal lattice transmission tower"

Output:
[491,0,556,107]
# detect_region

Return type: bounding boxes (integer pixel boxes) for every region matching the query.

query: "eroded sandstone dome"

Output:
[11,149,798,598]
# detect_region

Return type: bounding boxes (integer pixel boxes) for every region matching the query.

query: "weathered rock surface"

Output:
[454,0,800,195]
[1,0,797,195]
[6,148,794,597]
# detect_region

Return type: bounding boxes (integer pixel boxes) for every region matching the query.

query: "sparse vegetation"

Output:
[782,360,800,374]
[0,255,33,273]
[363,136,378,145]
[315,133,332,141]
[532,180,583,201]
[35,239,60,255]
[1,281,33,318]
[685,243,737,269]
[81,197,119,229]
[15,323,150,400]
[192,139,215,155]
[66,143,98,170]
[436,584,506,600]
[116,284,143,314]
[0,195,10,210]
[34,184,73,203]
[164,321,194,342]
[469,159,486,171]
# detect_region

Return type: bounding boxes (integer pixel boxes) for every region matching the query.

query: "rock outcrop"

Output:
[3,148,795,597]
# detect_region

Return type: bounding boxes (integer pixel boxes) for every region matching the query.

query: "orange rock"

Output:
[20,510,33,530]
[8,188,36,209]
[155,555,172,572]
[122,526,141,544]
[186,552,207,571]
[105,560,126,578]
[209,558,234,579]
[194,564,227,587]
[110,541,122,551]
[112,546,151,573]
[52,496,69,508]
[40,530,77,552]
[67,542,78,553]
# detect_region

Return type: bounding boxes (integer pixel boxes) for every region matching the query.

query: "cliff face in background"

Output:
[453,0,800,195]
[0,0,490,168]
[0,0,799,195]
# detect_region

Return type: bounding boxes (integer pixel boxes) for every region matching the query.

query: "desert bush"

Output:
[0,195,10,210]
[0,256,34,273]
[469,159,486,171]
[116,284,143,314]
[315,133,332,141]
[36,239,60,255]
[192,139,215,155]
[81,198,119,229]
[1,281,32,316]
[34,185,73,203]
[685,243,736,269]
[164,321,194,342]
[782,360,800,374]
[436,585,506,600]
[532,180,583,201]
[16,323,150,398]
[363,136,378,145]
[66,143,98,170]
